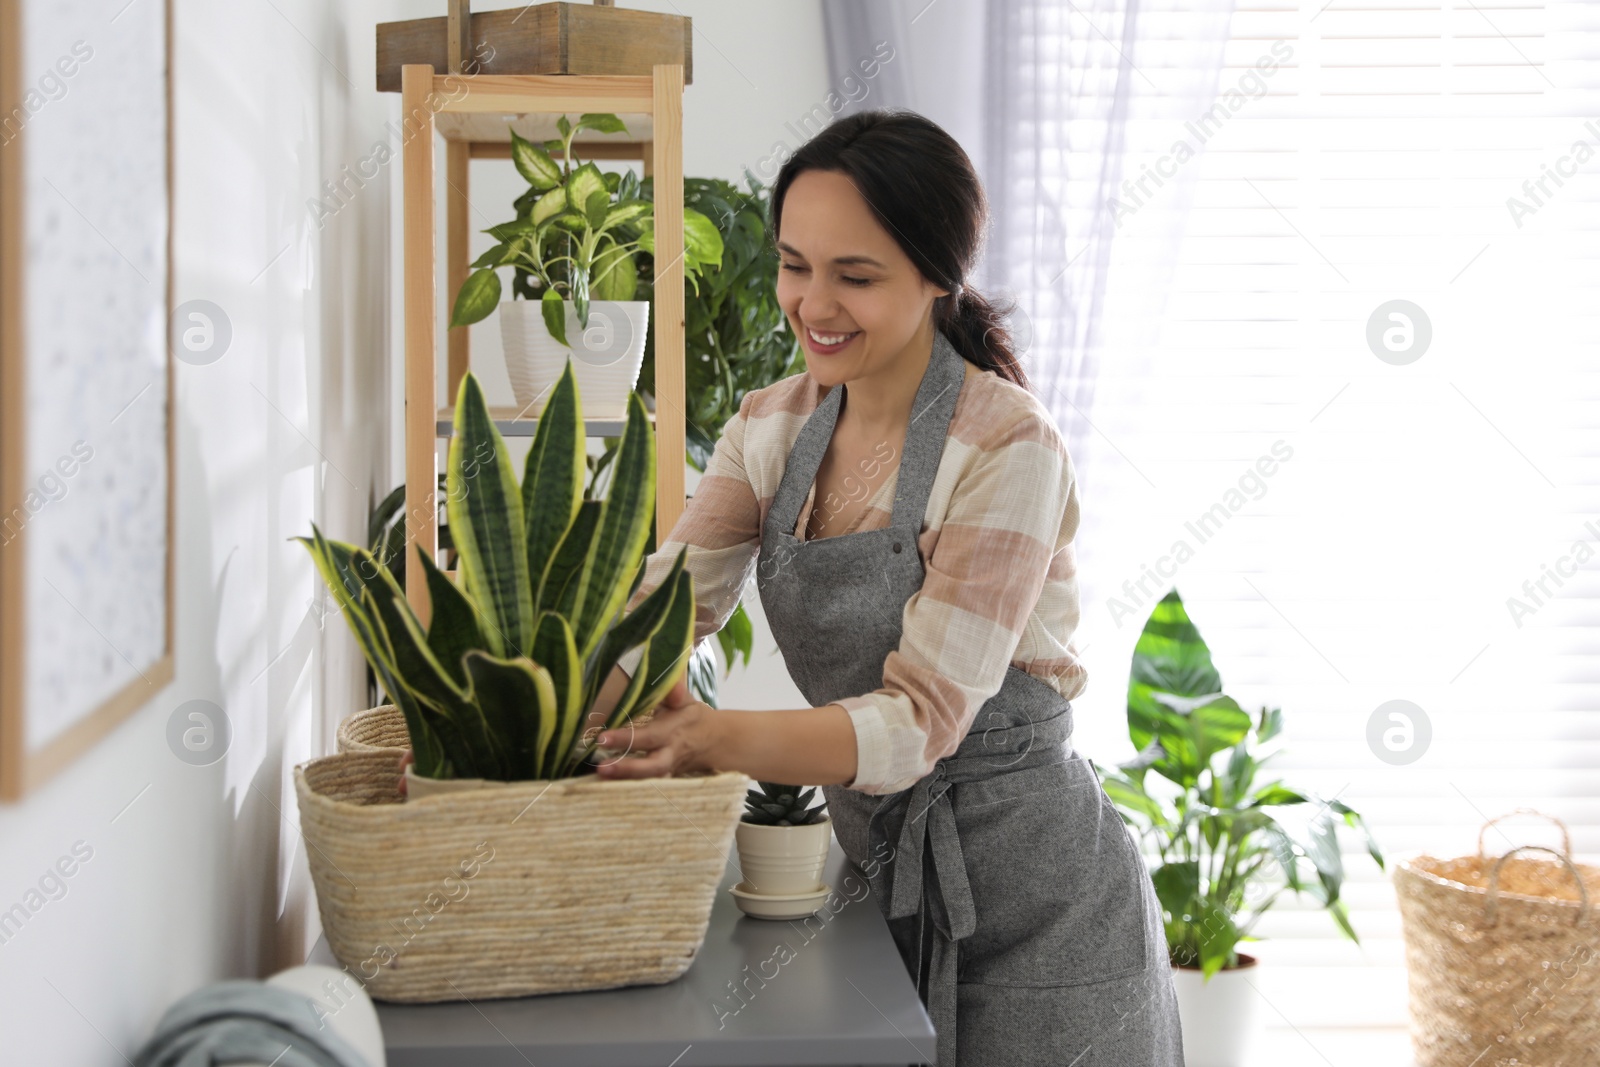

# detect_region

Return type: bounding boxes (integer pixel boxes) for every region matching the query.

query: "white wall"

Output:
[0,2,839,1062]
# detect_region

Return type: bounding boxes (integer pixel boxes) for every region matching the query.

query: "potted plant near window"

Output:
[1094,589,1385,1067]
[730,781,832,920]
[291,361,748,1002]
[448,113,723,419]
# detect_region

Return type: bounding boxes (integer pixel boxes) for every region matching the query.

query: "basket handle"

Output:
[1483,845,1591,928]
[1477,807,1572,859]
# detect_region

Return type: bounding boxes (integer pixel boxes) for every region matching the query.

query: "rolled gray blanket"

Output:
[132,979,370,1067]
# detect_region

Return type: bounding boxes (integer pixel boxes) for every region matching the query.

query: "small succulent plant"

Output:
[742,781,827,826]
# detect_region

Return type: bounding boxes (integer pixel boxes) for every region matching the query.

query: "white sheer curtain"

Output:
[822,0,1238,475]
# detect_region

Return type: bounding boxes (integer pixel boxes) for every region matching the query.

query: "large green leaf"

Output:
[1193,896,1242,978]
[540,499,601,615]
[575,113,628,136]
[1149,692,1252,781]
[446,373,534,657]
[564,162,608,227]
[450,269,501,328]
[582,546,688,711]
[1248,783,1308,807]
[522,360,585,604]
[461,650,555,781]
[469,242,513,270]
[530,612,583,779]
[1152,860,1200,921]
[531,185,568,228]
[1099,772,1165,824]
[715,600,754,675]
[561,392,656,662]
[296,530,446,777]
[684,207,726,270]
[415,546,486,689]
[363,586,503,779]
[589,237,638,301]
[623,568,695,722]
[1328,797,1386,870]
[541,287,569,348]
[1128,590,1223,751]
[584,188,610,233]
[510,129,562,190]
[602,200,650,232]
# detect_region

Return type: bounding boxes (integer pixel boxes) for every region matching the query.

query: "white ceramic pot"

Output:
[498,298,650,420]
[734,817,833,896]
[1171,951,1263,1067]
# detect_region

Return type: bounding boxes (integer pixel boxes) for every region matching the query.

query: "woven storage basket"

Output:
[335,705,411,754]
[1394,809,1600,1066]
[294,747,747,1003]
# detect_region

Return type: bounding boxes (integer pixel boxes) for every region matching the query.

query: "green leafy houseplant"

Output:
[447,113,723,345]
[742,782,827,827]
[633,170,806,470]
[630,170,798,692]
[298,359,696,782]
[1094,589,1385,979]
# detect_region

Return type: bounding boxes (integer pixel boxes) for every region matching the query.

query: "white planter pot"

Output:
[498,298,650,420]
[734,817,832,896]
[1171,952,1263,1067]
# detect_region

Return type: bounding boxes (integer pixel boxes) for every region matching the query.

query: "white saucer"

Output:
[729,881,831,920]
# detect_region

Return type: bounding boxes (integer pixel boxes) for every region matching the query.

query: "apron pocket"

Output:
[953,755,1151,988]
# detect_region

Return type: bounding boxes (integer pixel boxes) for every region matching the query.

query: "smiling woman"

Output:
[587,108,1183,1066]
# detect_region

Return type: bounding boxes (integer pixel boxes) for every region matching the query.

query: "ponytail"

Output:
[936,286,1028,391]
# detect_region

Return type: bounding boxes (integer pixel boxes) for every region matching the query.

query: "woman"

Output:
[588,109,1184,1067]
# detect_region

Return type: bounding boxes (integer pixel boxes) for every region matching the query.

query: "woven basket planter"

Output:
[294,747,747,1003]
[1394,810,1600,1066]
[335,705,410,754]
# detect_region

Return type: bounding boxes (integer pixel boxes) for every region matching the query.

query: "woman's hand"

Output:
[592,673,727,780]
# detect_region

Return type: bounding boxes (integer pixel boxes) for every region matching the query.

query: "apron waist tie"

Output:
[882,734,1075,1067]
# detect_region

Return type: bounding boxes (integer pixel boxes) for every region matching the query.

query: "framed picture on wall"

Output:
[0,0,174,800]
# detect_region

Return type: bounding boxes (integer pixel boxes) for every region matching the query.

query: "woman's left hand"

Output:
[592,673,727,780]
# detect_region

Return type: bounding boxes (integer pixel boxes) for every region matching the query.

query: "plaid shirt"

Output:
[616,364,1087,795]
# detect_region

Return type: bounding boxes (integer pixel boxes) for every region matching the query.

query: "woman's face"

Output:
[775,169,950,390]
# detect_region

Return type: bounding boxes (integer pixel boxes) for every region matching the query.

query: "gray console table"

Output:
[310,841,936,1067]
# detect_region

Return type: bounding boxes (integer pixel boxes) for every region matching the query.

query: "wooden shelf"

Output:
[435,407,653,438]
[436,110,655,146]
[376,4,692,93]
[399,41,687,624]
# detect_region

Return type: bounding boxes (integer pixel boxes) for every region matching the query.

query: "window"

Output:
[1072,0,1600,1028]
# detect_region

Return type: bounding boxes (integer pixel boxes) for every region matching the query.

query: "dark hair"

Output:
[769,108,1028,391]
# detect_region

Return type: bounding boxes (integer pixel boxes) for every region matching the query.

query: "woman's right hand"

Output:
[397,748,414,797]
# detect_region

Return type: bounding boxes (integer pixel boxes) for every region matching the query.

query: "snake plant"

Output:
[297,359,695,782]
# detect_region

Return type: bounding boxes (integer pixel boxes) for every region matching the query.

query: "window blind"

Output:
[1066,0,1600,1028]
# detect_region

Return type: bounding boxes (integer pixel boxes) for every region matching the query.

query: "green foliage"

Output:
[635,170,805,470]
[742,781,827,826]
[1094,589,1386,980]
[452,144,782,710]
[299,361,695,782]
[447,113,724,341]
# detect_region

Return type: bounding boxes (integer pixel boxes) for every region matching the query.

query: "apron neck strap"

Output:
[766,327,969,538]
[888,328,966,529]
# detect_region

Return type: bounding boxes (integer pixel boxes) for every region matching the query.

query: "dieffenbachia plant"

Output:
[447,113,724,347]
[298,360,695,781]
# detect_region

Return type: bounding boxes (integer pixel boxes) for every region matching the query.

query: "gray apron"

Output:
[754,328,1185,1066]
